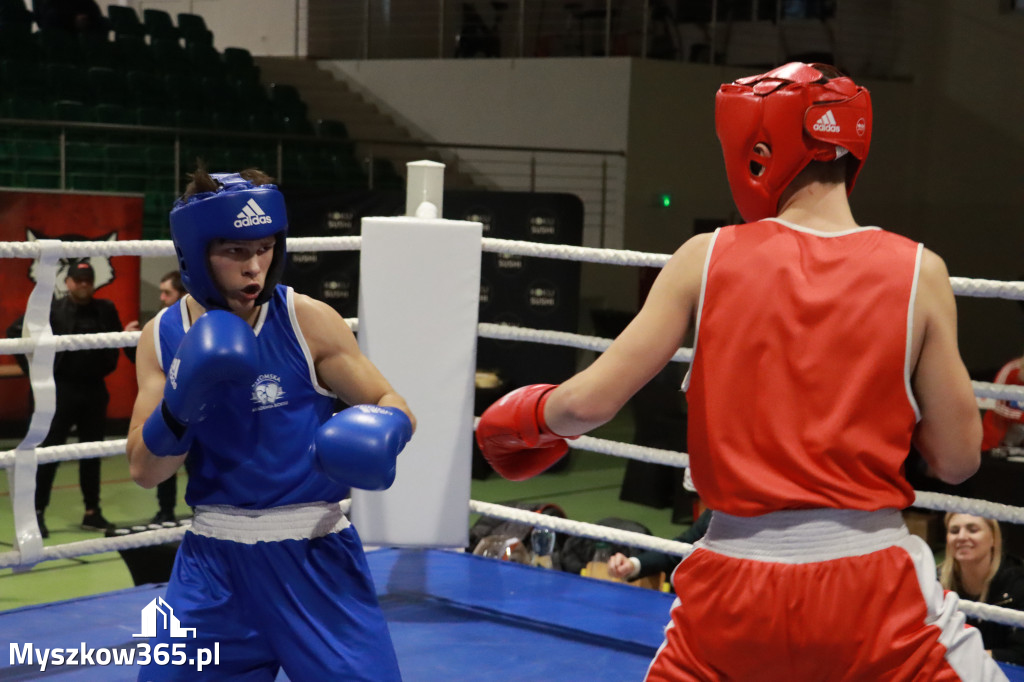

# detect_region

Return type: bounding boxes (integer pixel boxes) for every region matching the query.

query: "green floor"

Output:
[0,414,693,612]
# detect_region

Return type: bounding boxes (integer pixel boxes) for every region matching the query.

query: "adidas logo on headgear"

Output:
[812,110,840,134]
[234,198,273,228]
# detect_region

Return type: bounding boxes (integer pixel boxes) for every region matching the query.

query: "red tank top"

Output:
[685,219,922,516]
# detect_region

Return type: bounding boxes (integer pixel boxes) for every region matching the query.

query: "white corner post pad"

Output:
[405,160,445,220]
[350,215,482,548]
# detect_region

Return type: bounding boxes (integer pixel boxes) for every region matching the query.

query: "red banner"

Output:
[0,190,143,426]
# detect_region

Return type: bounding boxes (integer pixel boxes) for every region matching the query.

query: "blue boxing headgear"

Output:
[169,172,288,310]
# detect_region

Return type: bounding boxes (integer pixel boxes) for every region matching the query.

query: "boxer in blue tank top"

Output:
[127,167,416,681]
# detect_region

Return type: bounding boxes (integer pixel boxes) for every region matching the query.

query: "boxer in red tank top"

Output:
[477,63,1006,681]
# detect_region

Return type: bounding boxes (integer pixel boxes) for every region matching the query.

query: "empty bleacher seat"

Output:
[0,0,34,30]
[51,99,93,123]
[37,29,82,64]
[93,103,132,125]
[222,47,260,86]
[115,35,158,72]
[125,71,170,110]
[142,8,180,42]
[177,13,214,47]
[1,60,47,100]
[164,73,205,112]
[151,39,189,75]
[316,119,350,139]
[87,67,126,106]
[107,5,146,38]
[0,25,41,62]
[135,106,176,128]
[268,83,308,119]
[78,32,118,69]
[46,63,89,102]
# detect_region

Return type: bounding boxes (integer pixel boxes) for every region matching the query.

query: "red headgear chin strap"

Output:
[715,62,872,223]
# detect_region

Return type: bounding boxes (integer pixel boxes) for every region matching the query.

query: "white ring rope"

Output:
[2,236,1020,301]
[0,524,189,569]
[2,236,1023,632]
[467,500,1024,629]
[476,323,1024,402]
[0,237,361,260]
[2,324,1021,403]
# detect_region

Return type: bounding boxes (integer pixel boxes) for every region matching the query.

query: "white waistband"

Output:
[190,501,351,544]
[697,508,909,564]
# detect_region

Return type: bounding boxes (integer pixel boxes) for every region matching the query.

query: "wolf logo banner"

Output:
[0,189,142,423]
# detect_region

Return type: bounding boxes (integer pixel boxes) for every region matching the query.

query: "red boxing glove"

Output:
[476,384,576,481]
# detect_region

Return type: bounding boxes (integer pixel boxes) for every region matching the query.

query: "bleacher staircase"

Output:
[254,57,481,191]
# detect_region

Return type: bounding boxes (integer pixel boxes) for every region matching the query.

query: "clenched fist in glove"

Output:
[313,404,413,491]
[475,384,577,481]
[142,310,258,456]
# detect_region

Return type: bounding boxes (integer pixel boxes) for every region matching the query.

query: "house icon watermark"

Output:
[133,597,196,639]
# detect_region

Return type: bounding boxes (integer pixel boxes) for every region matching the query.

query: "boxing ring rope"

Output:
[3,234,1024,630]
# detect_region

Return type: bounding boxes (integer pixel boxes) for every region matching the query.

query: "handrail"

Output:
[0,117,625,158]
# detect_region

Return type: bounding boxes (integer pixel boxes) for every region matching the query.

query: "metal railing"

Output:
[0,118,625,246]
[313,0,902,80]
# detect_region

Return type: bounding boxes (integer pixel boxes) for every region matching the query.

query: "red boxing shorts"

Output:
[645,508,1007,682]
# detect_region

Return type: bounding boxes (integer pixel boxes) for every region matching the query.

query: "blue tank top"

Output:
[153,285,348,508]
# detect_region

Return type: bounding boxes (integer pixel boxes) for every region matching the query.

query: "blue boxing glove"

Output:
[313,405,413,491]
[142,310,258,456]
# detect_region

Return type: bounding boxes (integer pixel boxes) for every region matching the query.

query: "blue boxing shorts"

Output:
[137,502,401,681]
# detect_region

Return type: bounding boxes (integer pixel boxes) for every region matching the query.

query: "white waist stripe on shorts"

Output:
[190,500,351,544]
[697,507,909,563]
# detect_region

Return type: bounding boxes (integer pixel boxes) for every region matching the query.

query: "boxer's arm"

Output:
[544,233,709,436]
[910,249,981,484]
[294,294,416,430]
[126,320,186,488]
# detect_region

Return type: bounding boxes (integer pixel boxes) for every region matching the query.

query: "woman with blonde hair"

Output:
[940,512,1024,664]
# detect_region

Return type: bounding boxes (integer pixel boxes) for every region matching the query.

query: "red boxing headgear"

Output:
[715,62,872,223]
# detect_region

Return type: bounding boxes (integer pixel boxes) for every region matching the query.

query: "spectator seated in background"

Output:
[939,512,1024,665]
[607,508,711,583]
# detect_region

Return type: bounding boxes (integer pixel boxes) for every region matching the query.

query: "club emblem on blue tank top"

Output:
[251,373,288,411]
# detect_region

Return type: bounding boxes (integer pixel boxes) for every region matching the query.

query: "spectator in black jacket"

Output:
[11,260,138,537]
[607,508,712,582]
[939,512,1024,665]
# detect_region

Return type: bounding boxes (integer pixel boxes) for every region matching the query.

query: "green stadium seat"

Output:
[87,67,127,107]
[67,172,109,191]
[14,138,60,171]
[135,106,176,128]
[0,25,41,63]
[107,5,147,39]
[142,8,180,42]
[126,70,170,110]
[316,119,350,139]
[1,60,46,101]
[112,174,147,193]
[186,43,223,74]
[37,29,82,64]
[18,171,62,189]
[51,99,94,123]
[115,35,158,73]
[78,32,118,69]
[268,83,308,120]
[46,63,89,103]
[151,39,189,75]
[66,141,108,173]
[176,13,214,47]
[222,47,260,85]
[164,73,204,112]
[175,109,209,129]
[107,142,147,173]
